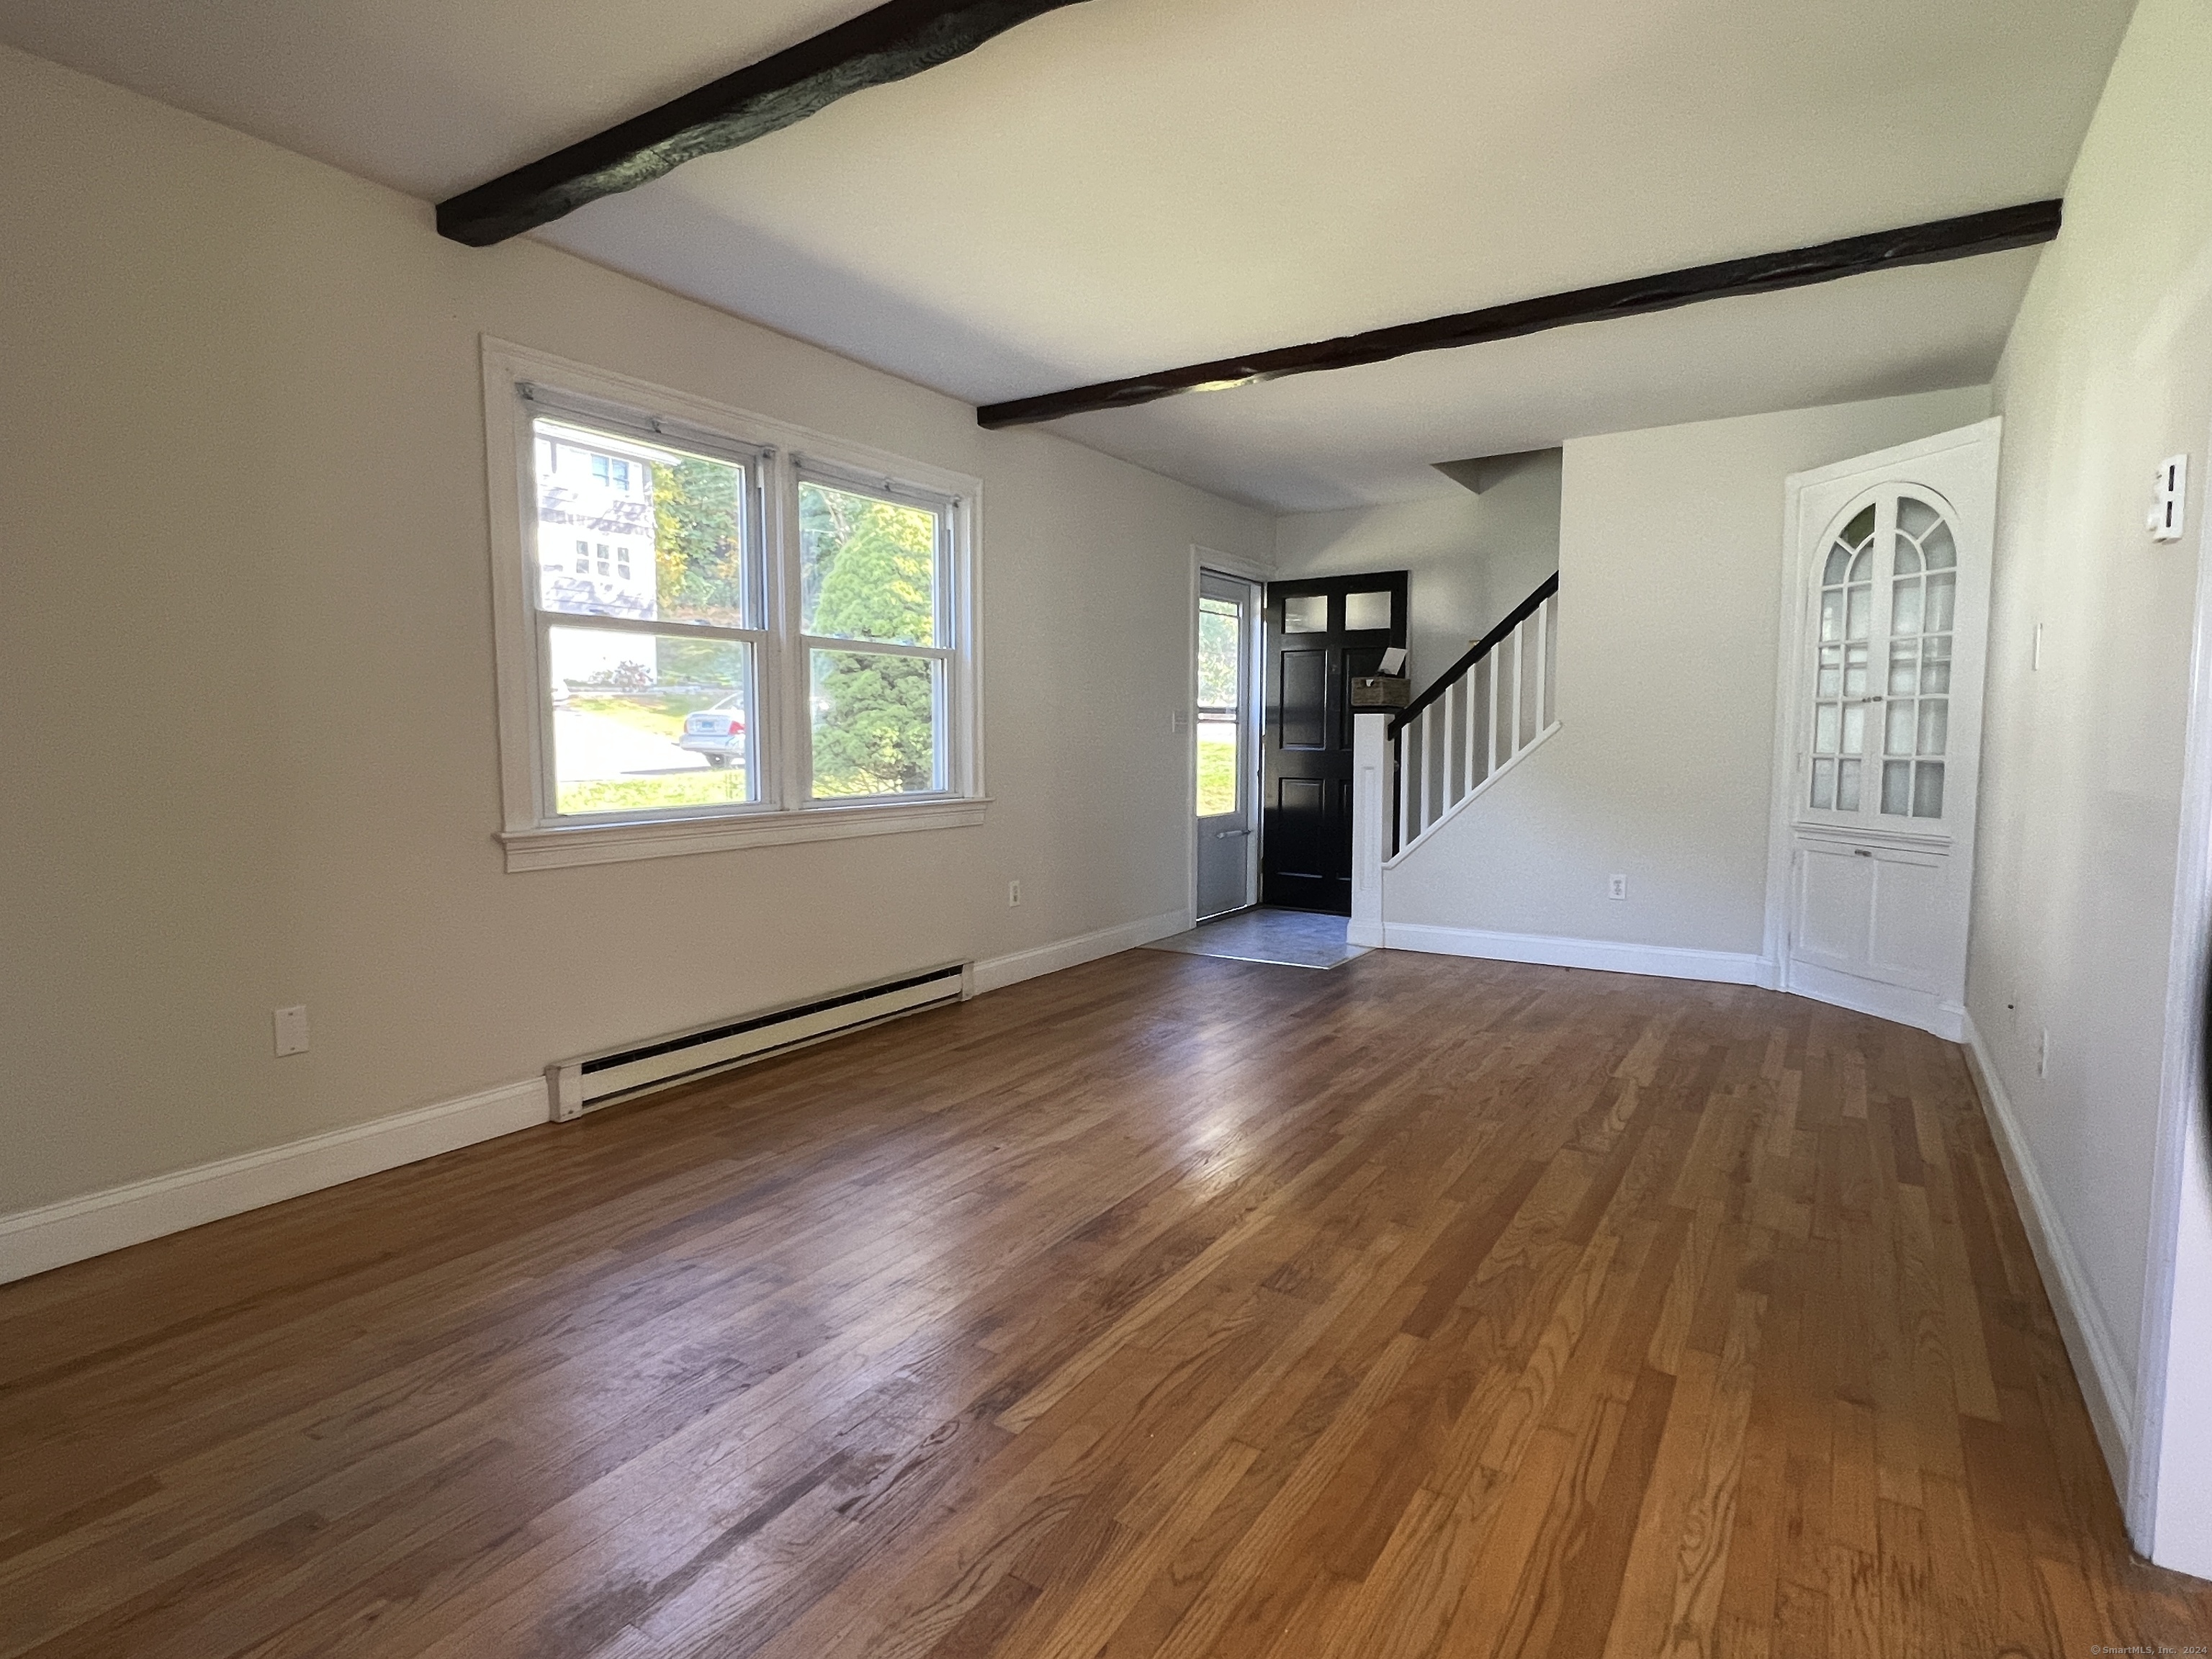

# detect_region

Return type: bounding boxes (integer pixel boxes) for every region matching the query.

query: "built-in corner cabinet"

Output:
[1766,420,1999,1041]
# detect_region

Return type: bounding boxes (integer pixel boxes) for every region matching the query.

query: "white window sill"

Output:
[500,796,992,872]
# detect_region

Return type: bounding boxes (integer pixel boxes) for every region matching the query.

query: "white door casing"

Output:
[1764,419,2000,1040]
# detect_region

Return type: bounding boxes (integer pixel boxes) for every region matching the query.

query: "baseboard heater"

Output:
[547,962,971,1122]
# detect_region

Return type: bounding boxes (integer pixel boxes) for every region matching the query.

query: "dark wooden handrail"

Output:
[1387,572,1559,739]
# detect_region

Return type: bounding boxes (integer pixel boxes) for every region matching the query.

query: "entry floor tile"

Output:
[1143,905,1369,969]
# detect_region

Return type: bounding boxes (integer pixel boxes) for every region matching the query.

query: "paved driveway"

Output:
[552,707,711,780]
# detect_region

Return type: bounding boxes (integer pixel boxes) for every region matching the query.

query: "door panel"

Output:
[1866,850,1948,988]
[1280,652,1327,750]
[1795,845,1874,968]
[1272,777,1328,877]
[1261,572,1408,914]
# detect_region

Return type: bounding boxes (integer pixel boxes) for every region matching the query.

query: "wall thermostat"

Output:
[2151,454,2188,542]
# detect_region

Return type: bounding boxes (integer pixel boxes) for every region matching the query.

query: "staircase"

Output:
[1350,573,1559,945]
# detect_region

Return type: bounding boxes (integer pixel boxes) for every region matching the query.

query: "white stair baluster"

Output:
[1510,623,1525,755]
[1398,712,1416,849]
[1533,597,1550,733]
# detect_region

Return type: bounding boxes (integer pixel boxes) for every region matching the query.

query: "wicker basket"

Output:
[1349,675,1411,709]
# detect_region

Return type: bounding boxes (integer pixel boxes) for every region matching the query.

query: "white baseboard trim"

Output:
[1781,961,1967,1042]
[0,1077,549,1286]
[1959,1012,2134,1490]
[972,907,1194,995]
[1380,922,1770,987]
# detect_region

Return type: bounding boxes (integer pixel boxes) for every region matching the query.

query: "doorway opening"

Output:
[1260,572,1408,914]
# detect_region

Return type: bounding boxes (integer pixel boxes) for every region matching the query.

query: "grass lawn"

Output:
[1197,727,1238,816]
[557,770,748,815]
[569,693,718,739]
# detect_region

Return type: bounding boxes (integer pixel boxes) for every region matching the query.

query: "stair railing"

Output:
[1388,572,1560,857]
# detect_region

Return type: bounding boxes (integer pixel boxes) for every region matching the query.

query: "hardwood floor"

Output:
[2,948,2206,1656]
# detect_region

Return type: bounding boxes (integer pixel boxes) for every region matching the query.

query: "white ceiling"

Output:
[0,0,2133,511]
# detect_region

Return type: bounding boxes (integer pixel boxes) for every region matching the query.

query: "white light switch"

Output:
[2151,454,2188,542]
[274,1005,310,1057]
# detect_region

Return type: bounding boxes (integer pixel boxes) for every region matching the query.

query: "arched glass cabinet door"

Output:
[1807,503,1876,814]
[1881,496,1956,820]
[1804,489,1959,827]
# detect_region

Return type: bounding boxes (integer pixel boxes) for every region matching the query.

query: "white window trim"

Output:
[480,338,987,872]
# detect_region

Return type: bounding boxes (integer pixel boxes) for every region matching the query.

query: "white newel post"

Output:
[1349,711,1390,948]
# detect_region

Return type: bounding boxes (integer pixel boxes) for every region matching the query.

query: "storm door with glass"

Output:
[1195,572,1259,920]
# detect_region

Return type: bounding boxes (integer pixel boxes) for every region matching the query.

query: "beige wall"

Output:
[1271,453,1561,688]
[1384,387,1992,953]
[1966,0,2212,1565]
[0,45,1269,1216]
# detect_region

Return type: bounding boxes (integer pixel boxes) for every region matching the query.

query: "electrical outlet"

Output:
[1607,874,1627,901]
[274,1005,310,1057]
[2038,1027,2050,1078]
[1007,880,1022,908]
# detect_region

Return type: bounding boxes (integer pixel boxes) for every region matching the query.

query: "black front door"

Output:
[1261,572,1408,913]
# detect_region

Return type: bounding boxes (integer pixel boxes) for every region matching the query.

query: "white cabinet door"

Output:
[1770,421,1998,1040]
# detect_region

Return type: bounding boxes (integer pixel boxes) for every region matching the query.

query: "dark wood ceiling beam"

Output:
[436,0,1091,248]
[975,200,2062,430]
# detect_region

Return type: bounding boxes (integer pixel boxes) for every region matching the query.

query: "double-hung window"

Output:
[483,341,984,871]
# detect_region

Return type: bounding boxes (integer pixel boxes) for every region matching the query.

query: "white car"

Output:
[678,694,747,768]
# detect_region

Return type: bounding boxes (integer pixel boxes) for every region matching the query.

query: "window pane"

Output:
[1925,572,1956,633]
[1921,637,1952,693]
[1913,762,1946,818]
[1842,703,1866,754]
[1815,702,1840,752]
[1817,644,1843,697]
[1917,698,1948,756]
[1344,590,1393,631]
[548,626,751,816]
[1845,585,1871,640]
[1882,758,1912,816]
[1843,644,1869,697]
[1197,719,1238,817]
[799,481,938,646]
[1823,545,1851,585]
[1820,590,1843,644]
[809,649,940,797]
[1282,594,1327,634]
[1837,758,1862,811]
[1889,642,1918,696]
[1892,577,1923,636]
[1898,497,1939,539]
[1197,602,1241,709]
[1811,757,1835,810]
[1921,523,1956,570]
[1885,700,1914,755]
[534,419,748,628]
